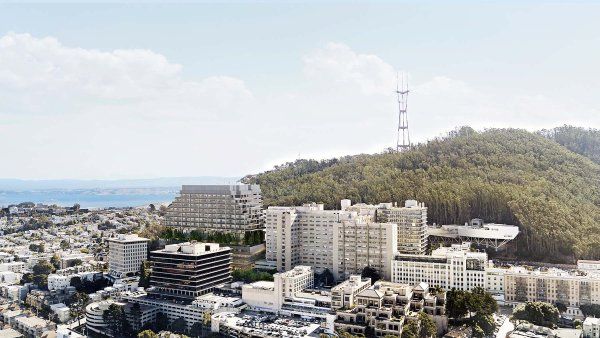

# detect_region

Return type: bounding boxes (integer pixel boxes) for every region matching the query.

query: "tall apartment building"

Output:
[343,199,428,255]
[391,243,488,291]
[334,218,398,280]
[265,203,397,280]
[148,242,231,301]
[375,200,428,255]
[503,266,600,318]
[164,184,263,235]
[106,234,149,278]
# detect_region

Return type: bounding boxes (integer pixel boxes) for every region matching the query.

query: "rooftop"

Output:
[153,242,228,255]
[106,234,149,243]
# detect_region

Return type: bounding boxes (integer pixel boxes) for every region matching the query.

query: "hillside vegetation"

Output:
[540,125,600,165]
[243,127,600,263]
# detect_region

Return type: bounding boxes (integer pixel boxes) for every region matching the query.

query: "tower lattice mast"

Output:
[396,73,410,152]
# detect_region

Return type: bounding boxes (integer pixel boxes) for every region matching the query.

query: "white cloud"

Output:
[303,42,396,95]
[0,32,253,118]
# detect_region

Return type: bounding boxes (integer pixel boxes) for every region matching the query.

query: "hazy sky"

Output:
[0,1,599,180]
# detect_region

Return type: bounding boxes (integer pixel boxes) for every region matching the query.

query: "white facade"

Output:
[0,262,25,273]
[242,265,314,312]
[392,243,488,291]
[107,234,148,278]
[503,266,600,316]
[0,271,19,284]
[266,203,398,280]
[47,274,70,291]
[584,317,600,338]
[49,303,71,323]
[579,260,600,273]
[122,291,241,330]
[333,218,397,280]
[331,275,372,310]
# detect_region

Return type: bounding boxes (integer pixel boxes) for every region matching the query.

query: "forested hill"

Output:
[540,125,600,165]
[243,127,600,263]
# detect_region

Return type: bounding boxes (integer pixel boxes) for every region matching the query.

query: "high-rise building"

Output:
[375,200,428,255]
[391,243,488,291]
[148,242,231,300]
[265,202,398,280]
[164,185,263,234]
[334,218,398,281]
[343,199,428,255]
[106,234,149,278]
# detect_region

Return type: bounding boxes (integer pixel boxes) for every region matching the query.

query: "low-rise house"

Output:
[13,315,56,338]
[49,303,70,323]
[583,317,600,338]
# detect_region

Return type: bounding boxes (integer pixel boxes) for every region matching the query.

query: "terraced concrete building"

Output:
[164,184,263,235]
[164,185,264,269]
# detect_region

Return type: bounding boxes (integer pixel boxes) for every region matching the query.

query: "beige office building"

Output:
[392,243,488,291]
[106,234,149,278]
[344,199,428,255]
[503,266,600,318]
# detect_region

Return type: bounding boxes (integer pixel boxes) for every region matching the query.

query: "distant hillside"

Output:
[243,127,600,263]
[541,125,600,165]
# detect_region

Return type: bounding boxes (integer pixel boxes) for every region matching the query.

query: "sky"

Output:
[0,1,599,180]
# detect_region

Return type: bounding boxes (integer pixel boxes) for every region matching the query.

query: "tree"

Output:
[20,273,33,285]
[148,204,156,212]
[60,240,71,250]
[189,322,203,337]
[103,303,132,337]
[70,276,83,291]
[418,312,436,338]
[315,268,335,287]
[33,260,55,275]
[139,261,152,288]
[29,243,45,253]
[401,320,419,338]
[513,302,559,328]
[69,292,90,329]
[446,289,468,319]
[580,304,600,317]
[555,302,567,314]
[473,313,495,336]
[50,254,61,270]
[33,273,48,290]
[73,203,81,211]
[138,330,158,338]
[361,266,381,283]
[130,303,142,330]
[156,312,169,332]
[171,316,188,334]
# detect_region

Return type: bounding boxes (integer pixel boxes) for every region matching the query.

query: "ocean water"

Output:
[0,188,178,209]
